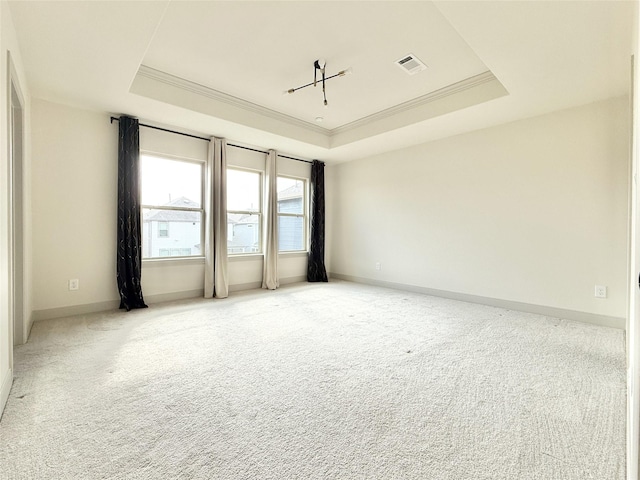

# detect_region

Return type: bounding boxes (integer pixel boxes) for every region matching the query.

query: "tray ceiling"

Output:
[7,1,634,163]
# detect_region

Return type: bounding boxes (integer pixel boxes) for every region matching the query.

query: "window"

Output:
[158,222,169,238]
[227,168,261,254]
[140,154,204,259]
[277,176,306,252]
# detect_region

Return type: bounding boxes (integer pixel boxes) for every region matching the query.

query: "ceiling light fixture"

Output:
[284,59,352,106]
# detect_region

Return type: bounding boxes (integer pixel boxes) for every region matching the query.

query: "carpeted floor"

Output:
[0,281,626,479]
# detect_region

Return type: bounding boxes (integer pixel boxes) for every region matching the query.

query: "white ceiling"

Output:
[142,1,491,130]
[8,1,635,164]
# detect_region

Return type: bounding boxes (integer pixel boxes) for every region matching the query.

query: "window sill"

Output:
[142,251,308,266]
[279,251,308,258]
[228,251,308,262]
[229,253,264,262]
[142,256,205,267]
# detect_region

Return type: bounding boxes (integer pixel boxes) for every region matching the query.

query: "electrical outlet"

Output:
[69,279,79,291]
[375,262,381,271]
[595,285,607,298]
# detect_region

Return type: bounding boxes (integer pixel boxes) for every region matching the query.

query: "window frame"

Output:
[276,174,308,253]
[140,152,205,260]
[226,166,263,256]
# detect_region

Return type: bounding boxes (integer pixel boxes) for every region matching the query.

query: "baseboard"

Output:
[330,273,626,330]
[32,278,310,321]
[280,275,307,286]
[0,367,13,420]
[144,289,204,305]
[33,289,205,321]
[25,311,34,343]
[229,281,262,293]
[33,299,121,322]
[230,276,308,293]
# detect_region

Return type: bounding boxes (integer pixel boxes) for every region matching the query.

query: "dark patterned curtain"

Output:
[307,160,328,282]
[117,116,147,311]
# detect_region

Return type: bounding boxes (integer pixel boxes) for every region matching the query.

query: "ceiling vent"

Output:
[395,53,427,75]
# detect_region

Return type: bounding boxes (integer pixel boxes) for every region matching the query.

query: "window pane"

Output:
[227,169,260,212]
[228,213,261,254]
[277,177,304,214]
[158,222,169,238]
[278,215,304,251]
[141,155,202,208]
[142,208,202,258]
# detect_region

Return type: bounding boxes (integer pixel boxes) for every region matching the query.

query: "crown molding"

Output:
[135,66,504,149]
[330,71,499,136]
[137,65,328,136]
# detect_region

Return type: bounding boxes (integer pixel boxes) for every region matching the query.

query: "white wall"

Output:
[327,96,630,322]
[30,99,310,318]
[31,100,119,314]
[1,0,32,414]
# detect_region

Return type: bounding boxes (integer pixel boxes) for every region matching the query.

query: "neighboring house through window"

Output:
[140,154,204,258]
[277,176,306,252]
[141,153,308,259]
[227,168,262,254]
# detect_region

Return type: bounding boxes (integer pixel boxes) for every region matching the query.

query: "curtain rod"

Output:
[110,116,314,165]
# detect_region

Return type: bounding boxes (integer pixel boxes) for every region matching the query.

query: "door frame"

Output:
[7,51,25,351]
[629,48,640,480]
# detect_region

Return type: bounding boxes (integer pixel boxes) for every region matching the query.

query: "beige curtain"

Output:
[262,150,279,290]
[204,137,229,298]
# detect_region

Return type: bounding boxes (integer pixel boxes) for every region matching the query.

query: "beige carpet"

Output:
[0,281,626,479]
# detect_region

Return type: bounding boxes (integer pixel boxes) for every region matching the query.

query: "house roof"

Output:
[144,197,201,222]
[278,183,303,201]
[228,213,259,226]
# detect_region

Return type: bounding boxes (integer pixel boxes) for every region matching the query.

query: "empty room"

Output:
[1,1,639,479]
